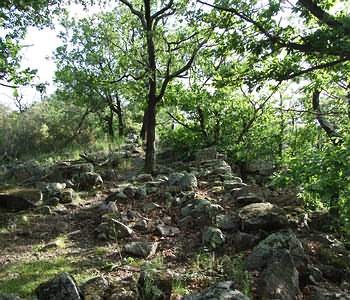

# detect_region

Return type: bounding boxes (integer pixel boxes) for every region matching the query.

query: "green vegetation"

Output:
[0,257,92,298]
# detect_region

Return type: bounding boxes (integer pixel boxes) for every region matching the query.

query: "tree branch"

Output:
[119,0,146,29]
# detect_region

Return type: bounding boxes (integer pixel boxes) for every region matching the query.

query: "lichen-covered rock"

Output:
[202,227,225,249]
[96,218,134,240]
[303,285,350,300]
[74,172,103,190]
[235,194,265,207]
[35,272,82,300]
[183,281,250,300]
[123,241,158,258]
[215,214,240,231]
[246,231,306,271]
[135,173,153,182]
[238,202,288,232]
[59,188,77,204]
[257,251,301,300]
[168,172,197,191]
[80,276,109,300]
[156,225,180,237]
[138,269,172,300]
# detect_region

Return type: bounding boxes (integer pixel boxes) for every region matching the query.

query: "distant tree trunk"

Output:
[115,93,124,137]
[140,106,148,141]
[144,0,157,174]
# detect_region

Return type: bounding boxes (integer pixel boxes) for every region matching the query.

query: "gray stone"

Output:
[215,214,240,231]
[179,173,198,191]
[246,231,306,271]
[232,232,260,252]
[60,188,76,204]
[304,286,350,300]
[74,172,103,190]
[202,227,225,249]
[236,194,265,207]
[35,272,81,300]
[96,218,134,240]
[124,241,158,258]
[44,196,60,206]
[105,191,128,203]
[156,225,180,237]
[144,202,161,213]
[80,276,109,300]
[136,173,153,182]
[238,202,288,232]
[258,251,301,300]
[183,281,250,300]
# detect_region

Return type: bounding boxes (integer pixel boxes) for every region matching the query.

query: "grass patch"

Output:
[0,256,94,298]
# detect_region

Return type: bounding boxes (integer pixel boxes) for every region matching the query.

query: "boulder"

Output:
[235,194,265,207]
[123,241,158,258]
[238,202,288,232]
[0,188,41,211]
[135,173,153,182]
[138,269,172,300]
[202,227,225,249]
[59,188,77,204]
[215,214,240,231]
[246,231,306,271]
[304,285,350,300]
[96,217,134,240]
[80,276,109,300]
[183,281,250,300]
[74,172,103,190]
[35,272,82,300]
[156,225,180,237]
[47,163,94,181]
[258,251,301,300]
[168,172,197,191]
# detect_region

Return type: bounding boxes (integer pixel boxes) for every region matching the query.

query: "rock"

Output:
[44,196,60,206]
[138,269,172,300]
[100,201,118,214]
[257,251,301,300]
[133,219,148,231]
[134,186,147,200]
[74,172,103,190]
[238,202,289,232]
[215,214,240,231]
[47,163,94,181]
[181,196,224,220]
[168,172,197,191]
[0,188,40,211]
[35,205,52,214]
[202,227,225,249]
[168,172,185,186]
[80,276,109,300]
[96,218,134,240]
[232,231,260,252]
[236,194,265,207]
[60,188,76,204]
[179,173,198,191]
[43,182,66,195]
[304,285,350,300]
[144,202,161,213]
[195,146,219,161]
[123,241,158,258]
[0,294,24,300]
[35,272,82,300]
[105,191,128,203]
[156,225,180,237]
[183,281,250,300]
[246,231,306,271]
[136,173,153,182]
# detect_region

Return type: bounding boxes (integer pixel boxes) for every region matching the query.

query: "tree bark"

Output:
[144,0,157,173]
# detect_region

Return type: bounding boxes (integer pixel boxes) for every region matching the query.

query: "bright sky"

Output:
[0,3,114,110]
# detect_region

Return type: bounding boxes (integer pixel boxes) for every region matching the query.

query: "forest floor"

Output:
[0,142,349,300]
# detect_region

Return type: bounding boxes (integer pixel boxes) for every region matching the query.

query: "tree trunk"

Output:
[144,0,157,173]
[145,101,156,173]
[140,106,148,141]
[115,94,124,137]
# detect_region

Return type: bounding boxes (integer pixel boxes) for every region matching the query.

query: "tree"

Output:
[119,0,207,173]
[0,0,61,88]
